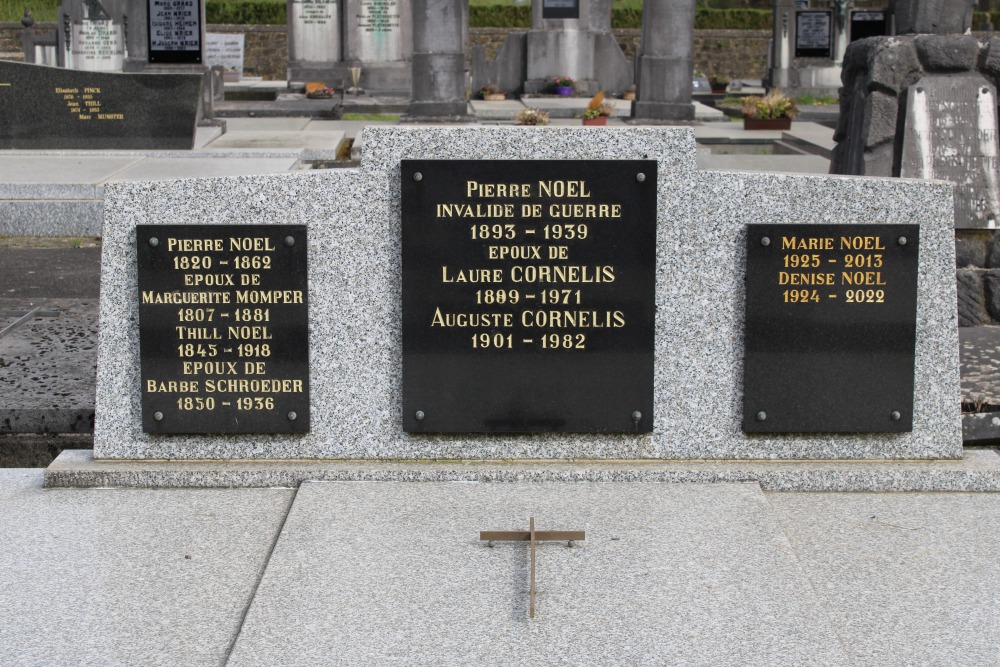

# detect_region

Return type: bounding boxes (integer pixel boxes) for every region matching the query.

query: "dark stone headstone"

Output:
[136,225,310,434]
[743,224,920,433]
[407,0,468,120]
[0,60,201,149]
[900,76,1000,229]
[400,159,656,433]
[850,10,888,42]
[632,0,696,121]
[891,0,975,35]
[148,0,203,64]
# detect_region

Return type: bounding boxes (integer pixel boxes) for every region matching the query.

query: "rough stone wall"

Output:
[1,23,770,80]
[457,27,770,80]
[830,34,1000,326]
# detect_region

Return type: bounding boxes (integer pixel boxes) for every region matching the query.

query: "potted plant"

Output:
[479,84,506,101]
[739,88,797,130]
[551,76,575,96]
[709,74,731,94]
[305,82,335,99]
[515,107,550,126]
[581,91,614,126]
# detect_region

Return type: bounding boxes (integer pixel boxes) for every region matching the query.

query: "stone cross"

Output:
[480,517,585,619]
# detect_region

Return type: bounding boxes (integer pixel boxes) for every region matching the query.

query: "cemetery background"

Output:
[3,1,1000,663]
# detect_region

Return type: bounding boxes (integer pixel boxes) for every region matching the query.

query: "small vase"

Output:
[582,116,607,126]
[554,86,573,96]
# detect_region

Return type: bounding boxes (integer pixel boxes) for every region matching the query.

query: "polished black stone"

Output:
[850,10,889,42]
[542,0,580,20]
[148,0,203,64]
[0,60,200,150]
[401,160,656,433]
[743,224,919,433]
[137,225,309,434]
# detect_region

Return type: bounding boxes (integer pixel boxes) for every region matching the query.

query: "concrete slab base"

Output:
[227,481,849,666]
[44,449,1000,491]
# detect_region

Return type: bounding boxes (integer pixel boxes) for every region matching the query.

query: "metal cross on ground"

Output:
[480,516,585,619]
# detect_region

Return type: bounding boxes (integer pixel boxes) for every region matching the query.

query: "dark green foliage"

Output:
[469,5,530,27]
[206,0,286,25]
[693,9,772,30]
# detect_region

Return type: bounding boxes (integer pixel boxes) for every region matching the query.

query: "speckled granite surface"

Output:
[45,449,1000,491]
[95,127,960,460]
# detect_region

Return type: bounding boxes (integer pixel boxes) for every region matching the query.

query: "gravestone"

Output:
[0,60,201,149]
[287,0,412,94]
[90,126,959,461]
[830,1,995,229]
[59,0,127,71]
[768,0,883,97]
[204,33,244,80]
[122,0,206,71]
[287,0,340,81]
[475,0,629,96]
[407,0,468,119]
[632,0,696,121]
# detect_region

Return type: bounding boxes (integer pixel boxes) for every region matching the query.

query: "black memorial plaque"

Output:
[795,11,832,58]
[402,160,656,433]
[137,224,309,434]
[148,0,203,64]
[542,0,580,20]
[743,224,919,433]
[850,10,888,42]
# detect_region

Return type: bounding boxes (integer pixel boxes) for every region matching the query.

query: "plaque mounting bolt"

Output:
[756,411,767,421]
[897,236,908,246]
[891,411,901,421]
[153,411,164,421]
[148,237,159,247]
[984,88,990,95]
[761,236,771,247]
[287,411,297,421]
[284,236,295,247]
[636,173,646,183]
[415,410,425,421]
[631,410,642,423]
[413,172,423,182]
[916,87,924,93]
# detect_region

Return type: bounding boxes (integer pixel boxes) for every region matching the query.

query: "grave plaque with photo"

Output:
[148,0,202,64]
[743,224,919,434]
[136,225,310,434]
[401,160,656,433]
[542,0,579,20]
[795,11,832,58]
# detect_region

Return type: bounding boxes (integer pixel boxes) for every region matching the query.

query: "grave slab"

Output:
[204,130,345,159]
[0,155,142,199]
[95,127,959,460]
[770,491,1000,666]
[227,480,850,666]
[0,468,292,667]
[44,448,1000,491]
[109,157,299,181]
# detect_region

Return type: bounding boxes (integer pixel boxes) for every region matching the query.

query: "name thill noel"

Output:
[143,234,304,397]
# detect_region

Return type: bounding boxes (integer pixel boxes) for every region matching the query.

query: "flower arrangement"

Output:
[551,76,575,89]
[709,74,731,93]
[515,107,550,126]
[738,87,798,120]
[305,82,335,99]
[581,91,614,120]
